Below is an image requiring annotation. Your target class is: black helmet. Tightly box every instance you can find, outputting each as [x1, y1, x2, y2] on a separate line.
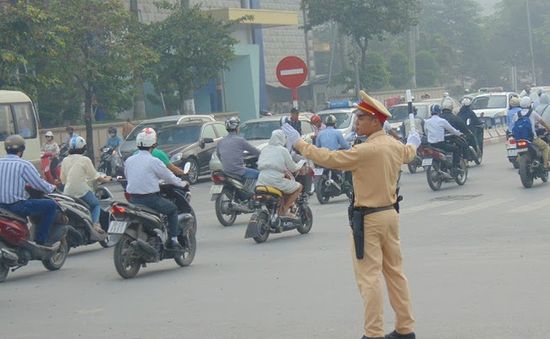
[4, 134, 26, 152]
[108, 127, 117, 134]
[325, 114, 337, 126]
[431, 104, 442, 115]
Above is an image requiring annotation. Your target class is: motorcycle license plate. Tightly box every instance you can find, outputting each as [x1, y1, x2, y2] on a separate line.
[108, 221, 128, 234]
[313, 168, 324, 176]
[210, 185, 223, 195]
[507, 149, 518, 157]
[422, 158, 433, 166]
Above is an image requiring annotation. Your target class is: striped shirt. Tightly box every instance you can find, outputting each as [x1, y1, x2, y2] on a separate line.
[0, 155, 55, 204]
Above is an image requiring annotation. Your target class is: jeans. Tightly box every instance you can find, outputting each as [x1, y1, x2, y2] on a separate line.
[130, 194, 179, 238]
[1, 199, 57, 244]
[80, 191, 100, 224]
[242, 168, 259, 179]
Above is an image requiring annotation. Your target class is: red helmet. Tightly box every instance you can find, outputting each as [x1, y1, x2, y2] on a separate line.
[310, 114, 321, 124]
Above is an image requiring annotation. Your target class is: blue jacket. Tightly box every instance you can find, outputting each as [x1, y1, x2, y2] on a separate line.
[507, 107, 521, 131]
[315, 126, 350, 150]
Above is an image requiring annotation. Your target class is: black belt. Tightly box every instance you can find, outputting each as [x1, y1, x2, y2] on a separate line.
[129, 192, 159, 198]
[354, 205, 395, 216]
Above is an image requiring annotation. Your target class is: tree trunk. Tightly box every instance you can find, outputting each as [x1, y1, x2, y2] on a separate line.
[180, 88, 195, 115]
[84, 90, 95, 165]
[133, 77, 146, 120]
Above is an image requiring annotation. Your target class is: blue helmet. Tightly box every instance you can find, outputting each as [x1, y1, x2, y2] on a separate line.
[431, 104, 442, 115]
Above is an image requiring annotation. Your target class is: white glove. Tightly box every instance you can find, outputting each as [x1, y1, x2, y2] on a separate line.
[406, 131, 421, 148]
[282, 123, 301, 146]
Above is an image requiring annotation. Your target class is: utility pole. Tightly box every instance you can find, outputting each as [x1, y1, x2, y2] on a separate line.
[130, 0, 146, 119]
[526, 0, 536, 86]
[408, 27, 417, 89]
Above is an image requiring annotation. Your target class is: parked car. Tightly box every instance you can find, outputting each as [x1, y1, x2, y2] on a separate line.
[388, 101, 435, 138]
[118, 114, 215, 160]
[155, 120, 227, 184]
[239, 114, 315, 147]
[470, 92, 518, 128]
[316, 108, 356, 141]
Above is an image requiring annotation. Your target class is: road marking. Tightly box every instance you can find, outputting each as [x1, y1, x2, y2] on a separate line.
[401, 200, 456, 215]
[508, 198, 550, 213]
[441, 198, 511, 216]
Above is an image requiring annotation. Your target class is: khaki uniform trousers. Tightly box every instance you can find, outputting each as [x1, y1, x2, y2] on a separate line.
[351, 209, 415, 337]
[532, 137, 550, 164]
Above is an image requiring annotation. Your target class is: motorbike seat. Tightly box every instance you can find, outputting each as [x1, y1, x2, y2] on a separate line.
[255, 185, 283, 198]
[115, 201, 163, 217]
[0, 208, 28, 223]
[226, 172, 245, 182]
[71, 196, 91, 210]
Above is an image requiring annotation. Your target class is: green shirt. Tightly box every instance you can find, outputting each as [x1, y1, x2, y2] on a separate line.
[133, 148, 171, 166]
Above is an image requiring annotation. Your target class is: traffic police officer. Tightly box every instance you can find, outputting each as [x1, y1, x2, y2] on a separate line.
[282, 90, 420, 339]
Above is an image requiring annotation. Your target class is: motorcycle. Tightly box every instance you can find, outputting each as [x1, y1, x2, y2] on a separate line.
[108, 164, 197, 279]
[41, 143, 69, 186]
[421, 136, 468, 191]
[0, 193, 70, 283]
[98, 146, 124, 177]
[314, 167, 353, 204]
[407, 139, 428, 174]
[466, 120, 484, 165]
[506, 131, 520, 169]
[515, 130, 550, 188]
[245, 181, 313, 244]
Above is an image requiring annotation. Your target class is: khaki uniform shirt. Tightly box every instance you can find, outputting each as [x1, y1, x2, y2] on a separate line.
[295, 130, 416, 208]
[60, 154, 100, 198]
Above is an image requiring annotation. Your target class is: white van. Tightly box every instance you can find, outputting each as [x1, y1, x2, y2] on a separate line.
[0, 91, 41, 166]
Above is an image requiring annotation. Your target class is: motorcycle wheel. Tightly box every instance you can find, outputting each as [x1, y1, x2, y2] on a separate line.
[215, 189, 237, 226]
[42, 238, 68, 271]
[474, 148, 483, 165]
[296, 205, 313, 235]
[426, 164, 442, 191]
[315, 179, 329, 204]
[186, 158, 199, 184]
[0, 263, 8, 283]
[512, 159, 520, 169]
[175, 227, 196, 267]
[455, 159, 468, 185]
[407, 161, 418, 174]
[518, 156, 534, 188]
[114, 234, 141, 279]
[252, 211, 270, 244]
[542, 170, 549, 183]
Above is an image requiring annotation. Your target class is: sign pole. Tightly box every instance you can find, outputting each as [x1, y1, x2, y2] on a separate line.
[406, 89, 416, 134]
[291, 88, 299, 109]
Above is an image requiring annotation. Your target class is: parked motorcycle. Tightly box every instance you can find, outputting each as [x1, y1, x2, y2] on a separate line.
[516, 130, 550, 188]
[421, 136, 468, 191]
[314, 167, 353, 203]
[0, 195, 69, 283]
[98, 146, 123, 177]
[506, 131, 520, 169]
[245, 184, 313, 244]
[109, 164, 196, 279]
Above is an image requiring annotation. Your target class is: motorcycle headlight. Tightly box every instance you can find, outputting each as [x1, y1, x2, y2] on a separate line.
[171, 153, 183, 163]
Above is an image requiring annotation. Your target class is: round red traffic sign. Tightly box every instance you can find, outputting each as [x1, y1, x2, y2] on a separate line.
[276, 56, 308, 89]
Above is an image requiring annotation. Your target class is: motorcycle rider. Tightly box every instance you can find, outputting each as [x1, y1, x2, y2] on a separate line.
[458, 97, 482, 127]
[425, 104, 463, 169]
[105, 127, 123, 149]
[310, 114, 325, 144]
[125, 128, 188, 250]
[440, 100, 475, 160]
[507, 96, 522, 133]
[535, 93, 550, 114]
[42, 131, 61, 179]
[256, 130, 305, 219]
[0, 135, 58, 249]
[216, 116, 260, 184]
[65, 126, 78, 144]
[288, 108, 302, 135]
[60, 136, 111, 241]
[315, 115, 350, 150]
[512, 97, 550, 169]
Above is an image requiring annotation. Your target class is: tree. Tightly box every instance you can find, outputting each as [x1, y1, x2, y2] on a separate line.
[147, 3, 240, 114]
[365, 52, 390, 90]
[303, 0, 419, 89]
[389, 52, 412, 89]
[416, 51, 439, 87]
[47, 0, 155, 162]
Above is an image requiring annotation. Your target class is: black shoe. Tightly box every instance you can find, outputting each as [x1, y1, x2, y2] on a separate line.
[385, 330, 416, 339]
[165, 239, 184, 252]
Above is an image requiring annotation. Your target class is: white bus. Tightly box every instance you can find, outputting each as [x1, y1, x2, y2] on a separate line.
[0, 90, 41, 166]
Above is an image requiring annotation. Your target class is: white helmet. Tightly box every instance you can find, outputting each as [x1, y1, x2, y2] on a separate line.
[461, 97, 472, 106]
[225, 116, 240, 131]
[509, 96, 520, 107]
[45, 131, 54, 137]
[441, 98, 454, 111]
[136, 127, 157, 147]
[520, 96, 532, 109]
[69, 136, 86, 150]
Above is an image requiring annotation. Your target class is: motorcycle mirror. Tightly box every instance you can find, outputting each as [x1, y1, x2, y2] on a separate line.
[183, 162, 191, 175]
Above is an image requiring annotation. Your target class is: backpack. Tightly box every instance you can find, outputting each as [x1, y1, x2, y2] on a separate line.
[512, 108, 534, 141]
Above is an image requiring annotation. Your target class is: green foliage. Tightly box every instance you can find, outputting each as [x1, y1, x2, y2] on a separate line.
[364, 53, 390, 90]
[416, 50, 439, 87]
[146, 3, 239, 113]
[388, 52, 412, 89]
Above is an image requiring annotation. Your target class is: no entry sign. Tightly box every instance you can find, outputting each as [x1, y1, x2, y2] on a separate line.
[276, 56, 308, 89]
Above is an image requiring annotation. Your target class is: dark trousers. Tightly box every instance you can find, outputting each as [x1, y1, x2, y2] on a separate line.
[430, 142, 460, 167]
[130, 194, 179, 238]
[1, 199, 57, 244]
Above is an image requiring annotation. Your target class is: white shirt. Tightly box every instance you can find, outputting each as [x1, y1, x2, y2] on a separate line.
[424, 115, 461, 143]
[512, 108, 543, 136]
[61, 154, 100, 198]
[125, 150, 183, 194]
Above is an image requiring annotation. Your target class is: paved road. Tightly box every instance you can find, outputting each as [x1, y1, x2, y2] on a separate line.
[2, 142, 550, 339]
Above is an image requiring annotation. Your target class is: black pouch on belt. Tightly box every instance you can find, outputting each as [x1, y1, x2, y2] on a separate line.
[352, 209, 365, 259]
